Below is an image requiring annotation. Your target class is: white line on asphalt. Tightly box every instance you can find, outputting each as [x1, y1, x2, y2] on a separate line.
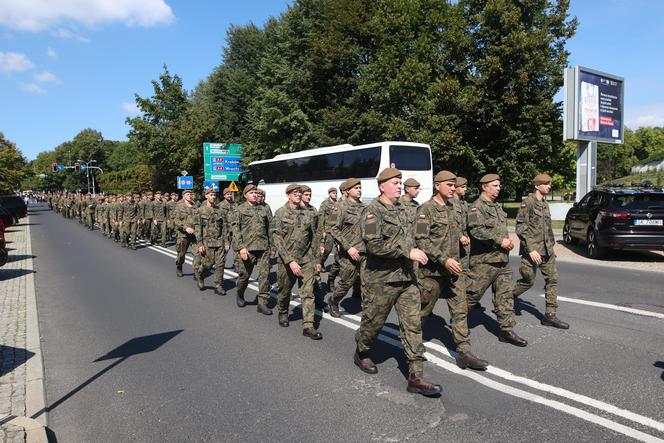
[142, 242, 664, 441]
[538, 294, 664, 320]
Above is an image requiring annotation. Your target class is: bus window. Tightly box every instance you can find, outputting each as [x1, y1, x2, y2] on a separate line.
[389, 145, 431, 171]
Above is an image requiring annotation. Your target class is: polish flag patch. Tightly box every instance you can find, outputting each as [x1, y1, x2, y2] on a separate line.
[366, 214, 375, 220]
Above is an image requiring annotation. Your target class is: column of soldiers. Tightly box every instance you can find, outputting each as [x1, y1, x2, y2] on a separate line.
[46, 169, 568, 397]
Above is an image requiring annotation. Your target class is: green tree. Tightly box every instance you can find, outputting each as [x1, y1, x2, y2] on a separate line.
[0, 132, 28, 194]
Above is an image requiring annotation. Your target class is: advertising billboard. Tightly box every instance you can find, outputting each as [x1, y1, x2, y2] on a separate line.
[564, 66, 624, 144]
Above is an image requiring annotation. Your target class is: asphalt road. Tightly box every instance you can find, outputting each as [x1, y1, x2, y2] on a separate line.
[28, 204, 664, 442]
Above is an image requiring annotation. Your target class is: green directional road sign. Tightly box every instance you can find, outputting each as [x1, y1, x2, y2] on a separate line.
[203, 142, 244, 181]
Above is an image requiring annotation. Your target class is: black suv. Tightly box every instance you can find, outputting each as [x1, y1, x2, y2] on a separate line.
[563, 187, 664, 258]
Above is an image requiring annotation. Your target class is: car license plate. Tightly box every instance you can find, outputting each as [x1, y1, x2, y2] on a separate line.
[634, 219, 663, 226]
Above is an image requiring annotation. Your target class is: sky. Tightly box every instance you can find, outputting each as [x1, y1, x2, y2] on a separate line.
[1, 0, 663, 161]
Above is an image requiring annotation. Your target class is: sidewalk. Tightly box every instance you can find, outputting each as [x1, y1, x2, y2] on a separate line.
[0, 218, 48, 443]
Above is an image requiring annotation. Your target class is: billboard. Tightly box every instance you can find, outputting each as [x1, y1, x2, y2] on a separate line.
[203, 143, 244, 181]
[564, 66, 624, 144]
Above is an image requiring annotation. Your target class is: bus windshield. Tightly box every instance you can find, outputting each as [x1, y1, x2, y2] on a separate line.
[389, 145, 431, 171]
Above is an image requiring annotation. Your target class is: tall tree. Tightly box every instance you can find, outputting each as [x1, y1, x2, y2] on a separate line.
[0, 132, 28, 194]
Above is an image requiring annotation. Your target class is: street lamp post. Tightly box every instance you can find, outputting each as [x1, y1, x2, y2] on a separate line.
[77, 160, 104, 195]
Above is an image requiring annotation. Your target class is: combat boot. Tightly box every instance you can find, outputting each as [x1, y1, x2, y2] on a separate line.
[541, 313, 569, 329]
[455, 352, 489, 370]
[327, 277, 335, 294]
[499, 330, 528, 347]
[176, 266, 183, 278]
[236, 293, 246, 308]
[328, 298, 341, 318]
[278, 313, 289, 327]
[196, 274, 204, 291]
[302, 328, 322, 340]
[257, 303, 273, 316]
[406, 372, 442, 397]
[214, 286, 226, 296]
[353, 350, 377, 374]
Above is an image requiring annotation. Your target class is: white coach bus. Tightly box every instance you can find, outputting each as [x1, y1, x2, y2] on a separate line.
[244, 141, 433, 209]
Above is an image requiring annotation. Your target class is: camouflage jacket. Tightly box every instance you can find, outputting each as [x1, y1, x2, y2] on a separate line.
[166, 200, 177, 221]
[415, 197, 460, 277]
[137, 200, 147, 219]
[361, 198, 416, 284]
[120, 200, 139, 222]
[398, 196, 419, 228]
[152, 200, 167, 222]
[272, 202, 319, 265]
[451, 197, 470, 264]
[330, 198, 365, 254]
[232, 202, 271, 252]
[144, 199, 154, 219]
[515, 195, 556, 257]
[173, 200, 198, 239]
[467, 197, 509, 265]
[318, 198, 340, 236]
[195, 203, 226, 248]
[218, 199, 236, 243]
[86, 200, 96, 214]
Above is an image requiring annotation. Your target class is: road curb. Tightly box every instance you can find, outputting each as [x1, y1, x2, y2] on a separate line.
[24, 218, 49, 443]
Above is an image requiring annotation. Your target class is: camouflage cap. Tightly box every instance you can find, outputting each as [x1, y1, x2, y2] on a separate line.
[479, 173, 500, 184]
[155, 191, 162, 195]
[327, 187, 337, 193]
[285, 183, 302, 194]
[433, 170, 456, 183]
[301, 185, 312, 193]
[455, 176, 468, 187]
[376, 167, 401, 183]
[204, 187, 216, 196]
[533, 173, 552, 186]
[163, 192, 170, 197]
[243, 184, 256, 195]
[403, 178, 420, 187]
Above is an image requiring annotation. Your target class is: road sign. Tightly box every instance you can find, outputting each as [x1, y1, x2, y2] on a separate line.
[203, 142, 244, 181]
[177, 176, 194, 189]
[57, 164, 65, 171]
[228, 181, 239, 192]
[80, 164, 88, 170]
[203, 180, 219, 192]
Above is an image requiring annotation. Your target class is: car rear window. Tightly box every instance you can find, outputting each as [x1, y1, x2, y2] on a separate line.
[611, 194, 664, 209]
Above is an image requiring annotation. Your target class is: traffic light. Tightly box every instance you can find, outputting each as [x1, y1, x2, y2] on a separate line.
[74, 162, 80, 171]
[51, 162, 57, 172]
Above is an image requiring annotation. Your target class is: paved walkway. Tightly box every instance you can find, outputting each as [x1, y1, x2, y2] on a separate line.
[0, 218, 47, 443]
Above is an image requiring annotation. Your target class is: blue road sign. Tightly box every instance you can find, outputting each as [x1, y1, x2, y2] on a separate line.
[177, 176, 194, 189]
[203, 180, 219, 192]
[80, 164, 87, 170]
[57, 164, 65, 171]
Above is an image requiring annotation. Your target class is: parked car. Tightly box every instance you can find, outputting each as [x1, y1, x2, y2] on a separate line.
[563, 188, 664, 258]
[0, 216, 7, 267]
[0, 195, 27, 223]
[0, 204, 14, 228]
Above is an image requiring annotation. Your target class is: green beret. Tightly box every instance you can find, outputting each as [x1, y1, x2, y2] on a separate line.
[327, 187, 337, 193]
[433, 170, 456, 183]
[480, 173, 500, 184]
[376, 167, 402, 183]
[344, 178, 360, 191]
[301, 185, 312, 193]
[204, 187, 216, 196]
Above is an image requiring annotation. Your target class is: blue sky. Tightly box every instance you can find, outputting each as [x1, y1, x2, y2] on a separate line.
[1, 0, 663, 160]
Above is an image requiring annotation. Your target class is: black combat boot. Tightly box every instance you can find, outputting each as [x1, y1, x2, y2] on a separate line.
[214, 286, 226, 296]
[236, 293, 246, 308]
[541, 313, 569, 329]
[176, 267, 183, 277]
[257, 303, 272, 316]
[328, 299, 341, 318]
[353, 350, 377, 374]
[302, 328, 322, 340]
[407, 372, 442, 397]
[278, 313, 289, 327]
[455, 352, 489, 370]
[196, 274, 204, 291]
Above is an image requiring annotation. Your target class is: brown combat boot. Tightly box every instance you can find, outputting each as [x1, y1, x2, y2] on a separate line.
[407, 372, 442, 396]
[328, 299, 341, 318]
[176, 267, 183, 277]
[257, 303, 273, 316]
[499, 330, 528, 347]
[541, 313, 569, 329]
[278, 313, 289, 327]
[353, 350, 377, 374]
[455, 352, 489, 370]
[302, 327, 322, 340]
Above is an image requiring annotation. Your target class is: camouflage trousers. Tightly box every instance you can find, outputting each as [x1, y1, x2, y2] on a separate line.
[277, 260, 316, 328]
[355, 281, 426, 374]
[321, 236, 340, 283]
[150, 220, 168, 245]
[235, 250, 270, 304]
[121, 221, 138, 247]
[513, 253, 558, 315]
[141, 218, 152, 239]
[466, 262, 516, 331]
[198, 245, 226, 289]
[176, 235, 200, 271]
[86, 213, 95, 229]
[418, 274, 470, 353]
[112, 222, 121, 240]
[329, 254, 364, 305]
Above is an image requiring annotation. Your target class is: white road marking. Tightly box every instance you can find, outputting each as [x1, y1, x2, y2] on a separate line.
[538, 294, 664, 320]
[141, 241, 664, 441]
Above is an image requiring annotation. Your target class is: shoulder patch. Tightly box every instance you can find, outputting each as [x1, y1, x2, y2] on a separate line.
[418, 214, 426, 219]
[366, 213, 375, 220]
[470, 207, 477, 212]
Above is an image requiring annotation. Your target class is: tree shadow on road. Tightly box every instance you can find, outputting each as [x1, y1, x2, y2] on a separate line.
[0, 345, 35, 376]
[6, 254, 36, 264]
[0, 269, 35, 281]
[655, 361, 664, 382]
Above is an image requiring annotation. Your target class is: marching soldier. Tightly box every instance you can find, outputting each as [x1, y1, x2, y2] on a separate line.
[466, 174, 528, 347]
[327, 178, 365, 317]
[399, 177, 421, 225]
[513, 174, 569, 329]
[86, 195, 96, 230]
[415, 171, 488, 370]
[120, 193, 139, 249]
[354, 168, 442, 397]
[173, 189, 199, 278]
[143, 192, 154, 241]
[167, 193, 179, 243]
[272, 184, 322, 339]
[318, 187, 341, 293]
[300, 185, 325, 307]
[452, 177, 471, 269]
[232, 185, 272, 313]
[218, 188, 236, 264]
[151, 191, 168, 246]
[195, 188, 228, 295]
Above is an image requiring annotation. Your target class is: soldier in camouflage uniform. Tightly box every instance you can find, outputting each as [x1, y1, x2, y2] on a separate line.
[355, 167, 441, 397]
[399, 177, 420, 226]
[466, 174, 528, 347]
[143, 192, 154, 241]
[514, 174, 569, 329]
[137, 193, 147, 240]
[218, 188, 236, 268]
[272, 184, 322, 339]
[327, 178, 365, 317]
[415, 171, 488, 370]
[167, 193, 179, 243]
[110, 196, 121, 241]
[85, 195, 96, 230]
[173, 189, 199, 277]
[195, 188, 230, 296]
[120, 193, 139, 249]
[300, 185, 325, 307]
[151, 191, 168, 246]
[318, 187, 341, 293]
[232, 185, 272, 312]
[452, 177, 471, 269]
